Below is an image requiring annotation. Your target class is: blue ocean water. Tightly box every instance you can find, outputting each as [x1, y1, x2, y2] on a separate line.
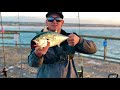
[0, 26, 120, 61]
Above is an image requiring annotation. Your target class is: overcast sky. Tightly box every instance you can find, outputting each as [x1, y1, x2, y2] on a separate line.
[1, 12, 120, 18]
[1, 12, 120, 25]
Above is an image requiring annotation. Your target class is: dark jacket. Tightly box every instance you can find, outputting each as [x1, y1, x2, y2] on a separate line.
[28, 29, 97, 78]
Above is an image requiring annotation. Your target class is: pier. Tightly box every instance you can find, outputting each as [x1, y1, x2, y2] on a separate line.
[0, 30, 120, 78]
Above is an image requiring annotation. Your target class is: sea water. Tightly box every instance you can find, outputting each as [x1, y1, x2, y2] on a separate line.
[0, 26, 120, 61]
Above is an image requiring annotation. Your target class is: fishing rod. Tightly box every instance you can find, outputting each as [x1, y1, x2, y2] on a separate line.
[78, 12, 81, 35]
[17, 12, 23, 78]
[77, 12, 83, 78]
[0, 12, 7, 78]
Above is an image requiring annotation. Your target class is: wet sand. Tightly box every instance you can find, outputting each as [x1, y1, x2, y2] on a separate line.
[0, 46, 120, 78]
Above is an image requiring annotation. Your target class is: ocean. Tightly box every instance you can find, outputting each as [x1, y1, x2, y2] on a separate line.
[0, 26, 120, 62]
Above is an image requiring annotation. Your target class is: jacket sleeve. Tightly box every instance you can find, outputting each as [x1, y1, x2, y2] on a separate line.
[28, 40, 44, 67]
[28, 49, 44, 67]
[75, 36, 97, 54]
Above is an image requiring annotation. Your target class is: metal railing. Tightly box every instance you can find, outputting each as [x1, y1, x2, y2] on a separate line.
[0, 30, 120, 63]
[80, 34, 120, 63]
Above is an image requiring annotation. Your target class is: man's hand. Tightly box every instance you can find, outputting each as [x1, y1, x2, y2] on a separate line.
[67, 33, 80, 46]
[34, 41, 50, 57]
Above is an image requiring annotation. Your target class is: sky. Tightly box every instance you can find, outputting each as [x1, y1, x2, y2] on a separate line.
[1, 12, 78, 18]
[1, 12, 120, 25]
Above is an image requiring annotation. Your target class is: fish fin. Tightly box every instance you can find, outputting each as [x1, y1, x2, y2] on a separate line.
[32, 40, 37, 43]
[32, 40, 39, 46]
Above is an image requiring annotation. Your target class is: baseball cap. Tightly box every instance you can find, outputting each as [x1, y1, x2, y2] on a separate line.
[46, 12, 64, 19]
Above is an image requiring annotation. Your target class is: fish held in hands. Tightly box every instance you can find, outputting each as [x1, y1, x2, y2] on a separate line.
[32, 31, 69, 49]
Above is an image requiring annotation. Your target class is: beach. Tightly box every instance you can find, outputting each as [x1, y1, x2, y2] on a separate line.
[0, 46, 120, 78]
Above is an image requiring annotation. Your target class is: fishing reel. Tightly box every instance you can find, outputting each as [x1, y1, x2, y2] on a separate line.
[0, 67, 7, 78]
[77, 66, 83, 78]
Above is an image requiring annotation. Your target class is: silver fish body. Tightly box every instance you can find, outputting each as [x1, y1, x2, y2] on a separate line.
[32, 31, 69, 49]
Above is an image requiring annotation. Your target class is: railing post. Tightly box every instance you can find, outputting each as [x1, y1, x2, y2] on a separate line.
[16, 32, 18, 47]
[103, 39, 107, 60]
[14, 32, 19, 47]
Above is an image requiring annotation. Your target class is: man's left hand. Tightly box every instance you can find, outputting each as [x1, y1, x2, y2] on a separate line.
[67, 34, 80, 46]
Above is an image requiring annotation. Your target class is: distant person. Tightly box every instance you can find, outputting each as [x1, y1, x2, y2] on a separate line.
[28, 12, 97, 78]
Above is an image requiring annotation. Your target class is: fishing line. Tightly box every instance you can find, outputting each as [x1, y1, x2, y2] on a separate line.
[77, 12, 83, 78]
[0, 12, 7, 78]
[78, 12, 81, 35]
[17, 12, 23, 78]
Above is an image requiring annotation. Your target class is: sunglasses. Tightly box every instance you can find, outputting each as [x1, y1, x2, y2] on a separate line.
[47, 17, 63, 22]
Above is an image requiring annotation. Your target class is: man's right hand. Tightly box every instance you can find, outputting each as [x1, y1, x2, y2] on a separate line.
[34, 41, 50, 57]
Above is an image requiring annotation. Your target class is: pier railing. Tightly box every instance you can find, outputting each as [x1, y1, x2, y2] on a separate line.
[0, 30, 120, 63]
[80, 35, 120, 62]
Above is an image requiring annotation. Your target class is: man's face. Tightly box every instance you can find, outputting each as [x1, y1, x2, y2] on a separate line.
[46, 14, 64, 32]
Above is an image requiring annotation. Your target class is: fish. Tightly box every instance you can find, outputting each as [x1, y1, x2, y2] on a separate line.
[32, 31, 69, 49]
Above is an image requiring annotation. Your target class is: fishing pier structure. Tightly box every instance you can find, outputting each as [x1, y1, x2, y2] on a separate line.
[1, 30, 120, 62]
[0, 30, 120, 78]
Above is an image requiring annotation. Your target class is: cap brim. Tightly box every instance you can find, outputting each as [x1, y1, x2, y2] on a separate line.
[46, 12, 63, 19]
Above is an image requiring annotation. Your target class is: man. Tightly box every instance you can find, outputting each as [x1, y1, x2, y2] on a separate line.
[28, 12, 97, 78]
